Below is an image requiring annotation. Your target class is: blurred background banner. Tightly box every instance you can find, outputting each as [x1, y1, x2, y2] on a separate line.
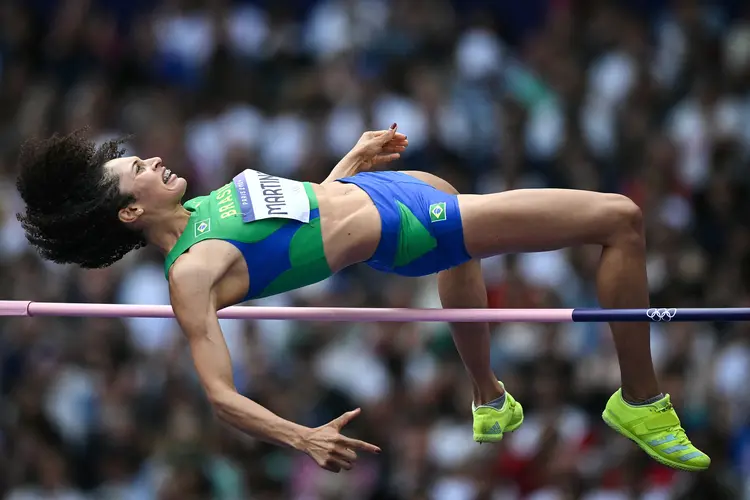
[1, 0, 750, 498]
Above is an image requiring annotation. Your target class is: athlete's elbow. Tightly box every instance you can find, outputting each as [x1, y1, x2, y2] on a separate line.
[207, 387, 238, 419]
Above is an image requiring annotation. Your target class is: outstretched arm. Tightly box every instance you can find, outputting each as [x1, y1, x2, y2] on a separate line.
[322, 124, 409, 183]
[169, 264, 380, 471]
[170, 266, 309, 448]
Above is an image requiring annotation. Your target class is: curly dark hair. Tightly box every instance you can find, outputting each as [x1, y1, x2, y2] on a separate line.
[16, 130, 147, 268]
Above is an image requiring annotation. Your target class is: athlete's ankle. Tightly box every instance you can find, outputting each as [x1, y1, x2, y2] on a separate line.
[474, 381, 505, 406]
[621, 390, 665, 406]
[620, 384, 663, 405]
[621, 381, 661, 402]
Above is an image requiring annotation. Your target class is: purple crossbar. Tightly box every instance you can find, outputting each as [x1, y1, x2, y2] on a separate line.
[0, 300, 571, 322]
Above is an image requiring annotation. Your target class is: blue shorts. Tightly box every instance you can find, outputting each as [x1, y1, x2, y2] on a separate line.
[337, 171, 471, 277]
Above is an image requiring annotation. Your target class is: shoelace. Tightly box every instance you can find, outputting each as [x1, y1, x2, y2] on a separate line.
[652, 402, 692, 447]
[656, 402, 673, 412]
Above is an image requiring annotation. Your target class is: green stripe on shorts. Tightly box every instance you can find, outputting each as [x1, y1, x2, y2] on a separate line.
[394, 201, 437, 267]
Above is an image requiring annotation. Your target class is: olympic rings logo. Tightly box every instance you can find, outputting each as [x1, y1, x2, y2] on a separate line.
[646, 308, 677, 322]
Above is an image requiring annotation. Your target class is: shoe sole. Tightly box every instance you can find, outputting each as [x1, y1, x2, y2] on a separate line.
[602, 409, 708, 472]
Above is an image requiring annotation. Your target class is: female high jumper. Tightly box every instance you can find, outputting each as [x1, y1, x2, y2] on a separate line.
[15, 125, 708, 473]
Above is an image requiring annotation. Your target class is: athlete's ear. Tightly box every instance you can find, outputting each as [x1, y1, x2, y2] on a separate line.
[118, 204, 144, 224]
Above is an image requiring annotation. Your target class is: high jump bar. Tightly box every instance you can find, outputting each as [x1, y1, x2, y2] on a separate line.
[0, 301, 747, 322]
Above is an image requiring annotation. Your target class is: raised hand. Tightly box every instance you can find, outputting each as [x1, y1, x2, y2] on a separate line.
[302, 408, 381, 472]
[352, 123, 409, 170]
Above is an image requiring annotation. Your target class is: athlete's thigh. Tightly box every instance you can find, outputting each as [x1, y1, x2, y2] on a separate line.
[400, 171, 486, 294]
[458, 188, 634, 259]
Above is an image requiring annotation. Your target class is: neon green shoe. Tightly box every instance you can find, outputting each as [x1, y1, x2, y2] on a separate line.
[472, 382, 524, 443]
[602, 389, 710, 471]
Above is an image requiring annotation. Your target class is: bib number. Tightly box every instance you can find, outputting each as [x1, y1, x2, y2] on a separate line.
[232, 169, 310, 223]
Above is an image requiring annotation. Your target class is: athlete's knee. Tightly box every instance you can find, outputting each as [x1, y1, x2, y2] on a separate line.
[600, 194, 644, 247]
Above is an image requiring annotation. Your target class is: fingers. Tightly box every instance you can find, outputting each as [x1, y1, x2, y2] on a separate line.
[379, 124, 397, 144]
[333, 446, 357, 461]
[321, 460, 344, 473]
[330, 408, 361, 430]
[375, 141, 408, 164]
[372, 153, 400, 165]
[335, 458, 353, 471]
[383, 135, 408, 150]
[320, 451, 355, 473]
[363, 130, 405, 140]
[366, 130, 407, 143]
[339, 435, 382, 454]
[321, 447, 364, 473]
[366, 123, 400, 144]
[313, 424, 381, 474]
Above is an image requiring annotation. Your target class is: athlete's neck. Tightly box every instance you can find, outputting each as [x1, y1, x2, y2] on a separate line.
[144, 204, 192, 255]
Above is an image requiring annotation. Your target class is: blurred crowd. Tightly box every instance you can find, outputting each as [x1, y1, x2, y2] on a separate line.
[2, 0, 750, 498]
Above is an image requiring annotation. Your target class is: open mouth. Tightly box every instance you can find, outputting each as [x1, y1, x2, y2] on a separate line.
[162, 168, 175, 184]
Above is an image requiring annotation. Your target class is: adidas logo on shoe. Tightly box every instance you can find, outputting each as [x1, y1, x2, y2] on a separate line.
[486, 421, 503, 435]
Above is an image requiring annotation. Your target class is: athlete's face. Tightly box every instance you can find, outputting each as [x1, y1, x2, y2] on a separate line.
[105, 156, 188, 226]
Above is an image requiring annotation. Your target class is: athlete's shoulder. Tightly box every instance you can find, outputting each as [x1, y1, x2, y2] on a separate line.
[168, 239, 238, 286]
[168, 253, 211, 289]
[166, 256, 215, 318]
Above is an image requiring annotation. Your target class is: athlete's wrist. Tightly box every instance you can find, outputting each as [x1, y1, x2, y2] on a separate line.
[348, 145, 367, 159]
[287, 425, 314, 452]
[324, 150, 369, 183]
[342, 148, 371, 173]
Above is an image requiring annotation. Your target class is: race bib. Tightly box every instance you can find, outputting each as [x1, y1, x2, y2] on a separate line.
[232, 169, 310, 223]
